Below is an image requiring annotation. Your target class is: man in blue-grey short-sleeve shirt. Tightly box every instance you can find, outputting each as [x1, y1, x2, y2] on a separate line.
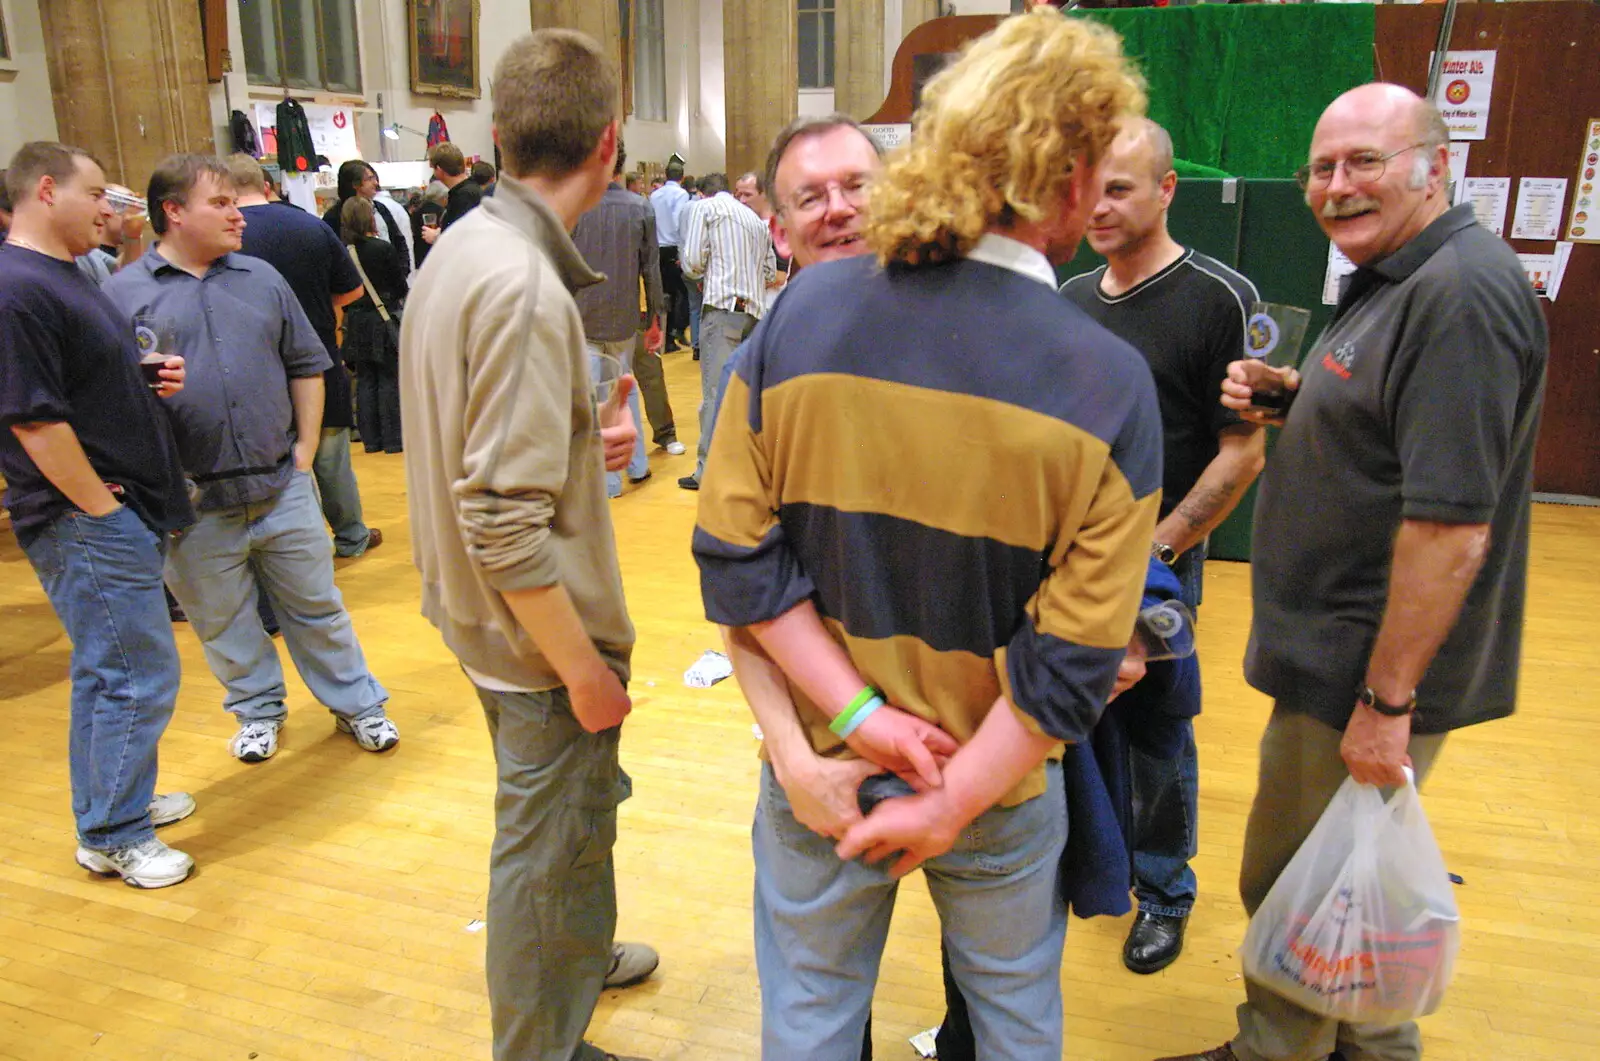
[104, 154, 400, 768]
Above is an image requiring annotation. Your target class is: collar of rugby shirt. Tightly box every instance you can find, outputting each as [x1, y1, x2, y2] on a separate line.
[966, 231, 1057, 288]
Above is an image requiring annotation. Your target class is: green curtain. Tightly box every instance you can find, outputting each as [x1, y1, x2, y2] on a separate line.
[1075, 5, 1375, 179]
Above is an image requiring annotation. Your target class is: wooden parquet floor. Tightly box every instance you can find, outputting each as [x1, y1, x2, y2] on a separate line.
[1, 348, 1597, 1060]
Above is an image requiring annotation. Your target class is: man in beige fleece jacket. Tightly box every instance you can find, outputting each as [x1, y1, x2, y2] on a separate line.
[399, 29, 655, 1061]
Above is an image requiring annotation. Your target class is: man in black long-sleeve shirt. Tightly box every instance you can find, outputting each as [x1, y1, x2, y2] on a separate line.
[419, 142, 483, 250]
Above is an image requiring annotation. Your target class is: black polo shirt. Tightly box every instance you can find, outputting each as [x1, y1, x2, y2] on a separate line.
[441, 179, 484, 230]
[0, 244, 193, 545]
[1061, 249, 1257, 516]
[1246, 204, 1548, 733]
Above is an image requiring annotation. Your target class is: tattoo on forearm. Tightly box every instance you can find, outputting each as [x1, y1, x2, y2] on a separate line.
[1175, 481, 1238, 532]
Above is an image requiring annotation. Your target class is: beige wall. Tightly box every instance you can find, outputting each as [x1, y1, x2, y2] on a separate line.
[0, 0, 61, 163]
[205, 0, 730, 178]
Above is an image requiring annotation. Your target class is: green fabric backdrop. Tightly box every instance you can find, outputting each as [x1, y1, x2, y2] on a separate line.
[1076, 5, 1376, 179]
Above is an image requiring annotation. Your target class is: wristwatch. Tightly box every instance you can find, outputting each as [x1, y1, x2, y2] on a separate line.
[1357, 685, 1416, 717]
[1151, 541, 1178, 566]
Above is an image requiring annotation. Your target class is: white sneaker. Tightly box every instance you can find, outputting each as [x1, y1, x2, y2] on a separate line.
[76, 837, 194, 889]
[230, 720, 282, 763]
[337, 714, 400, 752]
[149, 792, 196, 827]
[665, 441, 686, 456]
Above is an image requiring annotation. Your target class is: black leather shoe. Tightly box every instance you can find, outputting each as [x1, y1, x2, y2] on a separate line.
[677, 475, 700, 491]
[1124, 910, 1187, 974]
[1152, 1045, 1238, 1061]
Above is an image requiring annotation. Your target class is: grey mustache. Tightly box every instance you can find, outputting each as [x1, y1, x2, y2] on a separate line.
[1322, 196, 1381, 219]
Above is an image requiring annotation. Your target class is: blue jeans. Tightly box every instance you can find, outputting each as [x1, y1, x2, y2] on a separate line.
[686, 277, 704, 350]
[474, 683, 631, 1061]
[753, 761, 1068, 1061]
[164, 470, 387, 724]
[311, 427, 373, 557]
[1131, 543, 1206, 918]
[588, 339, 649, 496]
[22, 506, 179, 850]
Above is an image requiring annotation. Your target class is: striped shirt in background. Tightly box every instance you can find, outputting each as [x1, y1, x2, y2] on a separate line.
[679, 192, 776, 319]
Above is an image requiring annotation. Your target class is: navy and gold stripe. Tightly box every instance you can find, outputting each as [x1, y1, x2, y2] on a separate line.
[694, 253, 1163, 805]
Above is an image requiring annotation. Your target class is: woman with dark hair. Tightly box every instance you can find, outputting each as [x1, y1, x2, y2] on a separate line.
[323, 159, 415, 270]
[339, 196, 408, 454]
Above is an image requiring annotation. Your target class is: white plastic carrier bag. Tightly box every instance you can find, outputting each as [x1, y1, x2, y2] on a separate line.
[1241, 769, 1460, 1025]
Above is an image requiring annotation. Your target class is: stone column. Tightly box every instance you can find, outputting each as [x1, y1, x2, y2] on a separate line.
[724, 0, 796, 179]
[834, 0, 885, 120]
[529, 0, 625, 118]
[902, 0, 941, 38]
[39, 0, 213, 189]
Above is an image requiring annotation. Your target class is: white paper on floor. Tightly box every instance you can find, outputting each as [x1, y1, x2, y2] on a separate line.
[909, 1027, 939, 1058]
[683, 650, 734, 688]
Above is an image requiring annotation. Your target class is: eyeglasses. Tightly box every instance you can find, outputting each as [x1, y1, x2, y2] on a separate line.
[784, 176, 871, 217]
[1293, 144, 1427, 191]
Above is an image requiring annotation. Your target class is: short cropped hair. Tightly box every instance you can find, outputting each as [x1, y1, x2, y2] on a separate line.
[5, 142, 99, 209]
[1122, 117, 1175, 182]
[492, 30, 617, 179]
[147, 154, 234, 235]
[763, 114, 882, 210]
[699, 172, 728, 196]
[227, 152, 267, 193]
[665, 162, 684, 181]
[428, 142, 466, 177]
[470, 160, 497, 185]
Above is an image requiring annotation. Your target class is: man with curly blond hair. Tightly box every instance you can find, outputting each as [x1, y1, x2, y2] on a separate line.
[692, 10, 1162, 1058]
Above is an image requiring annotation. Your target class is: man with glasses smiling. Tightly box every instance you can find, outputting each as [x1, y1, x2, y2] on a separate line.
[1160, 83, 1547, 1061]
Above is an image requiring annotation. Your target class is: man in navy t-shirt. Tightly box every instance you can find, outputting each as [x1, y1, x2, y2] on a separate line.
[227, 154, 379, 558]
[0, 142, 197, 890]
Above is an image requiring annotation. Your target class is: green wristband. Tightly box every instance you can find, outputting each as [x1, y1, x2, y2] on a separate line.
[829, 686, 881, 737]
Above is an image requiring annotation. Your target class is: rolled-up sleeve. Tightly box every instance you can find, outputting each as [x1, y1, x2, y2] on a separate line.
[452, 273, 571, 592]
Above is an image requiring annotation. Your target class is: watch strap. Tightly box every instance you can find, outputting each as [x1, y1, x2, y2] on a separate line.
[1359, 685, 1416, 717]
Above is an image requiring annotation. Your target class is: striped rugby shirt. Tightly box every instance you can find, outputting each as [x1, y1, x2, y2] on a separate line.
[692, 239, 1163, 805]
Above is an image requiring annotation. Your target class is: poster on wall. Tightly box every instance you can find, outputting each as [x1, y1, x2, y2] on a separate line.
[1463, 176, 1510, 236]
[862, 125, 911, 153]
[1322, 242, 1357, 306]
[1448, 143, 1469, 205]
[1566, 118, 1600, 243]
[252, 103, 362, 170]
[1429, 50, 1496, 141]
[1509, 178, 1568, 241]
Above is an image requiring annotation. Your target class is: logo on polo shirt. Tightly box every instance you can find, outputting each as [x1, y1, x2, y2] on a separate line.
[1320, 340, 1357, 380]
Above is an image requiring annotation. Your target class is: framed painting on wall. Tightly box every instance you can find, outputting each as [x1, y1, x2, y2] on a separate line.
[409, 0, 480, 99]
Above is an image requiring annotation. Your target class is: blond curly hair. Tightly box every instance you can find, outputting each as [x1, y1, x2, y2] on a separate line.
[864, 8, 1147, 267]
